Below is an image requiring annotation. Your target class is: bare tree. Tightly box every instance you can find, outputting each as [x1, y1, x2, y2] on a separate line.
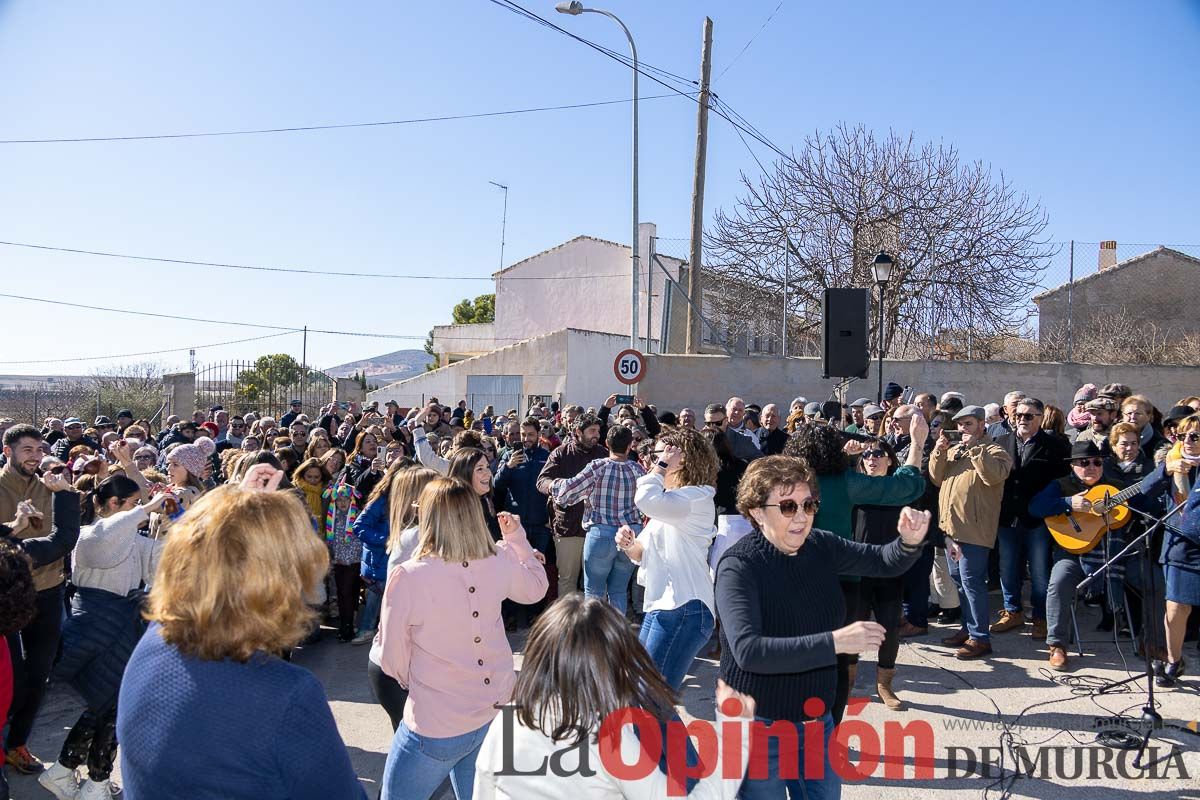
[1040, 315, 1200, 366]
[91, 362, 167, 420]
[705, 124, 1056, 358]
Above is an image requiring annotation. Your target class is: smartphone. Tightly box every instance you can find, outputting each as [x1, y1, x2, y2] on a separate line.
[616, 394, 635, 405]
[942, 431, 963, 442]
[337, 401, 349, 410]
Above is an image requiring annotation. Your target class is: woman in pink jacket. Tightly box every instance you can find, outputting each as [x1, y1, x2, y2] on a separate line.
[378, 476, 548, 800]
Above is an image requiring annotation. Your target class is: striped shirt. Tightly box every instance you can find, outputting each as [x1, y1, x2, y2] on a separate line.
[552, 457, 646, 528]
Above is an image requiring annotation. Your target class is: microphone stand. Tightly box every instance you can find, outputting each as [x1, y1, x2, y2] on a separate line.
[1075, 494, 1194, 768]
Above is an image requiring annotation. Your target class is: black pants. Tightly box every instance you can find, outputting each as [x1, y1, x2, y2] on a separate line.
[332, 564, 361, 634]
[58, 707, 118, 782]
[857, 576, 904, 669]
[367, 660, 409, 732]
[5, 584, 64, 748]
[833, 580, 861, 724]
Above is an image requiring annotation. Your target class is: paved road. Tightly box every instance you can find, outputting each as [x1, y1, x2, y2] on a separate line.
[12, 599, 1200, 799]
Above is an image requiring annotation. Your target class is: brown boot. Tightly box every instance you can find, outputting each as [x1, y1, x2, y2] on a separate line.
[876, 667, 903, 710]
[898, 621, 928, 638]
[955, 638, 993, 659]
[1031, 619, 1047, 640]
[847, 662, 858, 689]
[941, 629, 969, 647]
[990, 610, 1024, 633]
[1048, 645, 1068, 671]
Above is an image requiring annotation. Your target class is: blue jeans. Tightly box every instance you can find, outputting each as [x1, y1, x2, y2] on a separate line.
[998, 524, 1051, 620]
[358, 581, 383, 635]
[947, 541, 991, 641]
[638, 599, 714, 690]
[381, 719, 491, 800]
[738, 713, 840, 800]
[584, 524, 639, 614]
[901, 546, 935, 628]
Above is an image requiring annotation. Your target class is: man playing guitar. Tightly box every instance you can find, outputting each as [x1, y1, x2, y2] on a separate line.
[1029, 440, 1130, 671]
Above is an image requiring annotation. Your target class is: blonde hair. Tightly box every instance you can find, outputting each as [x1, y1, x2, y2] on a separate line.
[414, 477, 496, 563]
[386, 467, 440, 553]
[145, 485, 328, 661]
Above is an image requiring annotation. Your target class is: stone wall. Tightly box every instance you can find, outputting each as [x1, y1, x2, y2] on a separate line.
[637, 355, 1200, 413]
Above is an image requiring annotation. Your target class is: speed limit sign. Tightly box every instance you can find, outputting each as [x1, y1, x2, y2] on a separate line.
[613, 349, 646, 385]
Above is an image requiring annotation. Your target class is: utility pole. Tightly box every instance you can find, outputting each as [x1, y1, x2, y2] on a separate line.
[302, 326, 308, 372]
[781, 227, 789, 358]
[685, 16, 714, 354]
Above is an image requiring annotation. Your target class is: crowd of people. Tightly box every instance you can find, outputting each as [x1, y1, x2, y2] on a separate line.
[0, 378, 1198, 799]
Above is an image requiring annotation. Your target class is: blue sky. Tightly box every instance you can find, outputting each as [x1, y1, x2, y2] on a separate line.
[2, 0, 1197, 374]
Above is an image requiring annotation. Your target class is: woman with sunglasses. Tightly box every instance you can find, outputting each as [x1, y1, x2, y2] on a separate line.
[850, 438, 912, 710]
[1134, 414, 1200, 687]
[716, 456, 929, 799]
[782, 418, 927, 723]
[615, 427, 719, 690]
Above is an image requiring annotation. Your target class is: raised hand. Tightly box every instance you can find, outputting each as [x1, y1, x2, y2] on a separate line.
[909, 412, 929, 445]
[897, 507, 931, 545]
[240, 464, 284, 492]
[497, 511, 526, 542]
[832, 620, 887, 654]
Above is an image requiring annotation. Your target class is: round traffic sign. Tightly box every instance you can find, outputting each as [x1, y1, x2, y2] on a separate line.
[613, 349, 646, 385]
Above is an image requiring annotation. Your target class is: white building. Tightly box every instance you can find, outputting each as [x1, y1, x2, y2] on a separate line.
[368, 223, 687, 412]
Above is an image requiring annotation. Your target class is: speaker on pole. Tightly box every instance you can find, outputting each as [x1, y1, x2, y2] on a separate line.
[822, 288, 870, 379]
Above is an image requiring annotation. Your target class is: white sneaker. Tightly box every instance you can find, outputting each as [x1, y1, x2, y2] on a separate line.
[38, 762, 80, 800]
[351, 629, 375, 646]
[79, 778, 112, 800]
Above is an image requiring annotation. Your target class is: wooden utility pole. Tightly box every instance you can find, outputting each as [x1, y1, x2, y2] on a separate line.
[685, 17, 713, 354]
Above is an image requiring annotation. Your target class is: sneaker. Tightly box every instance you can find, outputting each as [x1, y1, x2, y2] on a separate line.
[1048, 645, 1068, 671]
[898, 622, 928, 638]
[940, 629, 970, 647]
[5, 745, 46, 775]
[1155, 658, 1186, 688]
[350, 629, 375, 646]
[989, 610, 1024, 634]
[79, 778, 111, 800]
[38, 762, 80, 800]
[955, 638, 993, 660]
[1031, 619, 1047, 640]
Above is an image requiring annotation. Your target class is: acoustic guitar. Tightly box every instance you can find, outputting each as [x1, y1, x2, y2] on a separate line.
[1046, 483, 1141, 555]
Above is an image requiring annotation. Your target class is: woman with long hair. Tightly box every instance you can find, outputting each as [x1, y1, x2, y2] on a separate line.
[321, 447, 348, 485]
[851, 437, 911, 710]
[40, 477, 173, 800]
[447, 448, 501, 541]
[365, 467, 440, 730]
[473, 594, 755, 798]
[377, 477, 548, 799]
[615, 427, 719, 690]
[351, 458, 417, 645]
[305, 434, 332, 462]
[291, 457, 330, 522]
[116, 466, 364, 799]
[150, 437, 214, 538]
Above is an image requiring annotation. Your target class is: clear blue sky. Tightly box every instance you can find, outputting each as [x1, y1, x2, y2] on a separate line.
[2, 0, 1197, 374]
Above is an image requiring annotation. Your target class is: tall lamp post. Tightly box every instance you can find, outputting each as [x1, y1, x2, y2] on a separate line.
[872, 252, 895, 404]
[556, 0, 639, 348]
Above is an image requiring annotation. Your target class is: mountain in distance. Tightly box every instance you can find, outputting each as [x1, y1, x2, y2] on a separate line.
[325, 349, 433, 386]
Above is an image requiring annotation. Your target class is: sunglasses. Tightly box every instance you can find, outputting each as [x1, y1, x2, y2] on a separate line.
[764, 498, 821, 517]
[1013, 412, 1042, 422]
[862, 449, 888, 459]
[46, 465, 69, 475]
[1178, 432, 1200, 444]
[1072, 458, 1104, 468]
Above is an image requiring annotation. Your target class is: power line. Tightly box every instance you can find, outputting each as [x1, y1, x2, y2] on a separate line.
[714, 1, 785, 82]
[0, 240, 625, 281]
[0, 331, 296, 365]
[0, 94, 685, 144]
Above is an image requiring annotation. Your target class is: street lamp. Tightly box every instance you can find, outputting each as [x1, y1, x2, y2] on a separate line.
[872, 252, 895, 404]
[555, 0, 640, 349]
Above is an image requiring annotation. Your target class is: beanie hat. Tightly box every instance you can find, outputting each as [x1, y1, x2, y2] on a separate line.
[884, 382, 904, 401]
[167, 437, 215, 478]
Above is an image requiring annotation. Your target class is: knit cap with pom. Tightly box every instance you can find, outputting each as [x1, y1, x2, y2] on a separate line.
[167, 436, 216, 478]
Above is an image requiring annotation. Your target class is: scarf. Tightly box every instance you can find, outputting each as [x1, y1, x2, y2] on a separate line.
[296, 479, 326, 520]
[323, 483, 360, 542]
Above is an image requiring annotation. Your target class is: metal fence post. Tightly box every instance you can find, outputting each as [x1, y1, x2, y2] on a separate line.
[1066, 240, 1074, 362]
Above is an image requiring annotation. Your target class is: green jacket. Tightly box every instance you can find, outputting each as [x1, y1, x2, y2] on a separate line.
[814, 465, 926, 580]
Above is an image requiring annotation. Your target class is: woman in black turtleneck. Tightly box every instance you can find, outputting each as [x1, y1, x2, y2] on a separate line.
[714, 456, 929, 800]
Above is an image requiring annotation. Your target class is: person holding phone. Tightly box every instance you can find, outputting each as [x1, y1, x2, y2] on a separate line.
[929, 405, 1013, 660]
[492, 418, 552, 617]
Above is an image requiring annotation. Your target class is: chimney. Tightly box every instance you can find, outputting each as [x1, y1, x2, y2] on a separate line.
[1098, 240, 1118, 271]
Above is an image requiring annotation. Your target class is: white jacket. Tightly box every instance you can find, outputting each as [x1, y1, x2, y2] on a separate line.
[632, 473, 717, 615]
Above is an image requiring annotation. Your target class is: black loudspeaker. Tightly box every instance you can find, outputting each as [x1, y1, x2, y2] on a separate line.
[822, 288, 870, 379]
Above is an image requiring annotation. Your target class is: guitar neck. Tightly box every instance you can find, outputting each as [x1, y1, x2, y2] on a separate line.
[1095, 483, 1142, 513]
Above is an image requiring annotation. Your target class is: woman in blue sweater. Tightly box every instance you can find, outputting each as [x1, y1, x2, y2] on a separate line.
[116, 465, 364, 800]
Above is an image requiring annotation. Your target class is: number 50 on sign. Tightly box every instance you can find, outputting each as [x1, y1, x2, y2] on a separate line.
[613, 349, 646, 386]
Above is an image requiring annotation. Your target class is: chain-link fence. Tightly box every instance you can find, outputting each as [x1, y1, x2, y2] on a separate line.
[653, 236, 1200, 365]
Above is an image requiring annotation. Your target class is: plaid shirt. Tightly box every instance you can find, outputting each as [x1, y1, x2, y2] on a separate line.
[552, 456, 646, 528]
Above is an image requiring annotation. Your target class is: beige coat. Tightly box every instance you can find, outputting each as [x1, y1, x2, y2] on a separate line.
[0, 464, 58, 591]
[929, 440, 1013, 549]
